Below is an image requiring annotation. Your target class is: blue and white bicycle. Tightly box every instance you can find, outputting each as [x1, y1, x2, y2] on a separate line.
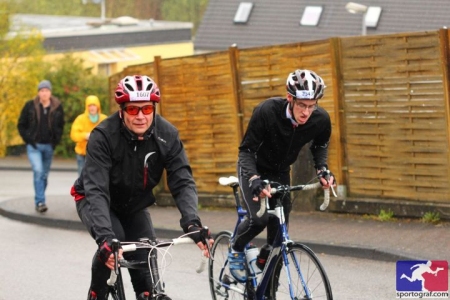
[208, 176, 333, 300]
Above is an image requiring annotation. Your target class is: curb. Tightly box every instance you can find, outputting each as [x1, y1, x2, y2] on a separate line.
[0, 203, 418, 263]
[0, 166, 76, 172]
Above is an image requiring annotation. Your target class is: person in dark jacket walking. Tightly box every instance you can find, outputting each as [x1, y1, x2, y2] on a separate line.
[17, 80, 65, 213]
[70, 75, 213, 300]
[227, 69, 336, 280]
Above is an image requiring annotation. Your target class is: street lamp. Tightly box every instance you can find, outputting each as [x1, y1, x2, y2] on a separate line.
[345, 2, 368, 36]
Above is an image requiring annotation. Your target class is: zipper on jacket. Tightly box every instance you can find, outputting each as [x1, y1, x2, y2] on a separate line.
[278, 126, 296, 172]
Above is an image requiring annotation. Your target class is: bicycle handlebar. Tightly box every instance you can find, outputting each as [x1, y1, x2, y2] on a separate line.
[107, 236, 208, 286]
[256, 182, 330, 217]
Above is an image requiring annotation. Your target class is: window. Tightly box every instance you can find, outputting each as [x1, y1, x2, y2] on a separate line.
[97, 63, 113, 76]
[88, 48, 139, 64]
[365, 6, 382, 28]
[234, 2, 254, 24]
[300, 6, 323, 26]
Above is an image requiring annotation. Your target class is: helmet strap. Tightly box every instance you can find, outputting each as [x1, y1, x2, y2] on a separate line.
[288, 102, 298, 126]
[286, 94, 298, 124]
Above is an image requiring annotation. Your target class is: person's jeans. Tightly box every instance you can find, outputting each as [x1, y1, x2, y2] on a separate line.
[76, 154, 85, 176]
[27, 143, 54, 206]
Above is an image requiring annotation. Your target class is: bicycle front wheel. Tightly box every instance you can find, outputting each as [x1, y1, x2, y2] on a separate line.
[269, 243, 332, 300]
[209, 230, 247, 300]
[106, 269, 126, 300]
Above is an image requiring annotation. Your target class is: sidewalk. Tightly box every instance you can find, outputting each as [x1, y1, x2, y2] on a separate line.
[0, 156, 449, 263]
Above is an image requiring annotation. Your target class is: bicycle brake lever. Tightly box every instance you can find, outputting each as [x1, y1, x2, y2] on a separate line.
[111, 239, 120, 275]
[330, 185, 338, 197]
[200, 226, 214, 261]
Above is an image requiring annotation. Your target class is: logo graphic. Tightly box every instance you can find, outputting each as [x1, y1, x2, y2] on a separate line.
[396, 260, 448, 295]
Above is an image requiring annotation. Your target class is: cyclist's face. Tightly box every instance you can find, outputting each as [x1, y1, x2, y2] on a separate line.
[287, 94, 317, 125]
[121, 102, 154, 136]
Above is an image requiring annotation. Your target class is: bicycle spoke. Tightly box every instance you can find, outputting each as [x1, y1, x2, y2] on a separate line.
[270, 243, 332, 300]
[208, 231, 247, 300]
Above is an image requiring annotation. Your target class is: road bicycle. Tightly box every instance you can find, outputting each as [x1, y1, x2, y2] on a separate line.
[208, 176, 334, 300]
[105, 228, 210, 300]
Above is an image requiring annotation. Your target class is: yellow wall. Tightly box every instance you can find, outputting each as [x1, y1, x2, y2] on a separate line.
[44, 41, 194, 75]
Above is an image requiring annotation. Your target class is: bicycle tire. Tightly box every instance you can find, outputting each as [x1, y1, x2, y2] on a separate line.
[269, 243, 332, 300]
[209, 230, 247, 300]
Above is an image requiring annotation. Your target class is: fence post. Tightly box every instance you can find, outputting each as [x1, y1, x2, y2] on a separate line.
[329, 37, 348, 196]
[153, 56, 163, 115]
[438, 29, 450, 184]
[228, 45, 244, 140]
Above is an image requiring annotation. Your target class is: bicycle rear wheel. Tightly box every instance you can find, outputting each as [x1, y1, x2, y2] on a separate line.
[208, 230, 247, 300]
[269, 243, 332, 300]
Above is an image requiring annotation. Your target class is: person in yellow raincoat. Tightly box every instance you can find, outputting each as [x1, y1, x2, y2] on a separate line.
[70, 95, 108, 175]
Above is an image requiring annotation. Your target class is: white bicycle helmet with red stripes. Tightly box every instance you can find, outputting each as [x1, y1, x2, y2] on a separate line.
[114, 75, 161, 104]
[286, 69, 325, 100]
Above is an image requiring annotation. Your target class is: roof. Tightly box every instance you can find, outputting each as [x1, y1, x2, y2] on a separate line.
[194, 0, 450, 51]
[10, 14, 193, 52]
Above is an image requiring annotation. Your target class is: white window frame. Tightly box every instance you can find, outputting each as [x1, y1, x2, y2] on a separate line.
[234, 2, 254, 24]
[365, 6, 382, 28]
[300, 6, 323, 26]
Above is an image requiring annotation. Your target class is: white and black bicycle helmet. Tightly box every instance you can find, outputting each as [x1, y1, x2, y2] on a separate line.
[286, 69, 325, 100]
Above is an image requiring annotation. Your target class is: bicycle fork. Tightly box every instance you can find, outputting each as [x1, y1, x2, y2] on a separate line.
[282, 245, 312, 299]
[149, 241, 165, 296]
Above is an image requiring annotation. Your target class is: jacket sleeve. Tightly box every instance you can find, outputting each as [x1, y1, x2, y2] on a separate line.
[17, 102, 32, 144]
[164, 133, 201, 232]
[52, 105, 65, 147]
[83, 129, 116, 244]
[238, 103, 267, 181]
[70, 115, 87, 142]
[310, 112, 332, 170]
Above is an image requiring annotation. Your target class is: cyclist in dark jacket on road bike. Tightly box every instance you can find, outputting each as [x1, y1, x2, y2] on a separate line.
[71, 75, 212, 300]
[228, 69, 336, 279]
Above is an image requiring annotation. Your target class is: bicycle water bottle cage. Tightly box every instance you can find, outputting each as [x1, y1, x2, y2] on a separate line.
[228, 251, 247, 283]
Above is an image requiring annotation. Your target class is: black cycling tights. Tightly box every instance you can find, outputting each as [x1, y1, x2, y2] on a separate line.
[232, 165, 292, 252]
[77, 200, 156, 299]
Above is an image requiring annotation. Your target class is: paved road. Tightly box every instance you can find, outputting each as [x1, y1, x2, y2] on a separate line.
[0, 214, 398, 300]
[0, 159, 448, 299]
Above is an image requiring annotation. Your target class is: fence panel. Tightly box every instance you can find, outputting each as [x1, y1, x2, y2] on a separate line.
[340, 31, 450, 202]
[236, 41, 341, 180]
[156, 52, 242, 193]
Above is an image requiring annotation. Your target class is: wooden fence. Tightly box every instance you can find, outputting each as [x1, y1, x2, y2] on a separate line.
[109, 29, 450, 206]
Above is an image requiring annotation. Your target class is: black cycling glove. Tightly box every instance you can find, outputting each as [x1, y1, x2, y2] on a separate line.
[317, 168, 336, 186]
[97, 238, 119, 263]
[249, 177, 267, 197]
[188, 225, 211, 245]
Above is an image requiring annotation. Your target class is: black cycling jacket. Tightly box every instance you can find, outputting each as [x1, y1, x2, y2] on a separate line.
[238, 97, 331, 180]
[72, 112, 201, 243]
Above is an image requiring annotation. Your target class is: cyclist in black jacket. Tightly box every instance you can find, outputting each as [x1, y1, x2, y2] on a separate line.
[71, 75, 212, 300]
[228, 69, 335, 279]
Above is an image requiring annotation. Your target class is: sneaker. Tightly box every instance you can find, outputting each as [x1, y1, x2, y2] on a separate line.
[35, 202, 48, 213]
[228, 244, 247, 282]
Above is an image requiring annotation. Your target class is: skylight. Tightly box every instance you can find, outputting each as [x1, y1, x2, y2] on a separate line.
[365, 6, 382, 28]
[234, 2, 254, 24]
[300, 6, 323, 26]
